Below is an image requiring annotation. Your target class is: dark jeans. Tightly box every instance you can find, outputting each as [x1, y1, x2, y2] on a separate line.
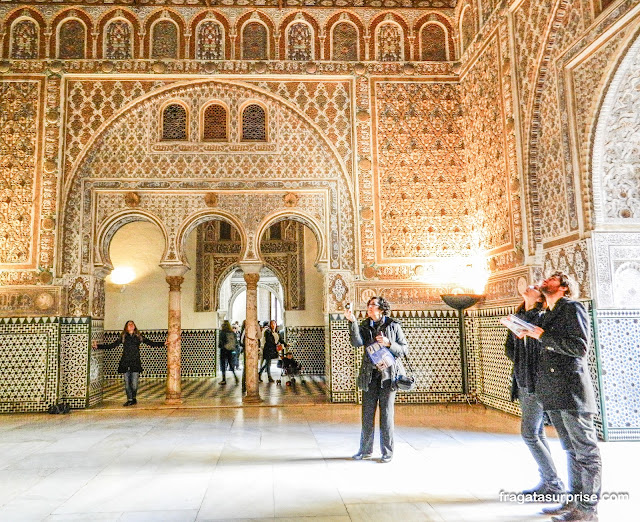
[359, 372, 396, 457]
[220, 349, 236, 379]
[123, 371, 139, 401]
[259, 357, 273, 379]
[548, 410, 602, 512]
[518, 387, 560, 484]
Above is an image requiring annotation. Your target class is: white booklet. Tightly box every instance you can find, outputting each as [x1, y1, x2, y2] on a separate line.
[500, 314, 537, 337]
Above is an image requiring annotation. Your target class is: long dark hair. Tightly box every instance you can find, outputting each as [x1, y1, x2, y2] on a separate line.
[221, 320, 233, 332]
[121, 320, 142, 341]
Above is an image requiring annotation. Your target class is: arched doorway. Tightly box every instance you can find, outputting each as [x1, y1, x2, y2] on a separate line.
[255, 217, 327, 387]
[223, 266, 285, 326]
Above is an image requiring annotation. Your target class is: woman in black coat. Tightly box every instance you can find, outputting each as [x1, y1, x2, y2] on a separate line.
[93, 320, 167, 406]
[504, 285, 563, 496]
[259, 320, 282, 383]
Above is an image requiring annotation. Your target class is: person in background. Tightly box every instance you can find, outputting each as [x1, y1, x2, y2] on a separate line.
[219, 320, 239, 385]
[92, 320, 167, 406]
[232, 322, 241, 370]
[259, 320, 280, 383]
[344, 297, 408, 463]
[505, 284, 564, 498]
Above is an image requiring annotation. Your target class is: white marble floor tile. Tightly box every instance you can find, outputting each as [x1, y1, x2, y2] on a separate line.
[119, 509, 199, 521]
[53, 471, 211, 515]
[0, 404, 638, 521]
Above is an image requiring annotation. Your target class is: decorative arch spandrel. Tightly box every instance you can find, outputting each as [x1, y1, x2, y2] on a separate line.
[59, 79, 356, 289]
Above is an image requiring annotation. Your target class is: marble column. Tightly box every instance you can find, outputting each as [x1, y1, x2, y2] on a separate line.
[241, 263, 262, 404]
[163, 265, 189, 405]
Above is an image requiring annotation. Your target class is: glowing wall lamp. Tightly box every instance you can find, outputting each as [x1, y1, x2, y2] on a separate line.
[110, 266, 136, 292]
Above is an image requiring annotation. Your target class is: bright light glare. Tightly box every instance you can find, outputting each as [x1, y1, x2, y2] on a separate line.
[415, 256, 489, 294]
[110, 266, 136, 285]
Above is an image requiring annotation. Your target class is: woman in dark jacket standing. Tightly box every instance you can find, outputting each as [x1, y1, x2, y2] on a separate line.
[259, 320, 282, 383]
[219, 320, 239, 385]
[93, 320, 167, 406]
[345, 296, 408, 463]
[504, 284, 563, 496]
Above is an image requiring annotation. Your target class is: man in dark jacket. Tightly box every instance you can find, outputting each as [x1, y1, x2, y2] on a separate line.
[345, 296, 408, 463]
[527, 271, 601, 522]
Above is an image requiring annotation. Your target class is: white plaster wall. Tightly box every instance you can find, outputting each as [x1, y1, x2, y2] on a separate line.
[104, 220, 217, 330]
[286, 227, 325, 326]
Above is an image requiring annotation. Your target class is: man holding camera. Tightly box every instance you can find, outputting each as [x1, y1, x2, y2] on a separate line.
[345, 296, 408, 463]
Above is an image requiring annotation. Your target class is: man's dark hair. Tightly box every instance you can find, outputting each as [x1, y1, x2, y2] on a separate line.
[549, 270, 577, 298]
[367, 296, 391, 316]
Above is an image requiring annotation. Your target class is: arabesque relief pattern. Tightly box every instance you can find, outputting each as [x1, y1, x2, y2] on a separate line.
[511, 0, 555, 154]
[0, 80, 41, 266]
[373, 81, 466, 259]
[460, 33, 511, 254]
[597, 41, 640, 223]
[571, 27, 633, 197]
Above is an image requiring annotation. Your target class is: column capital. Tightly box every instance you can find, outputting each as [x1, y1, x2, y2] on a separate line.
[160, 263, 190, 278]
[239, 261, 263, 275]
[166, 275, 184, 292]
[243, 272, 260, 288]
[92, 264, 112, 280]
[315, 261, 329, 275]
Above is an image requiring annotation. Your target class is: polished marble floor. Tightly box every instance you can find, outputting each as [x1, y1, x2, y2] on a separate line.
[0, 403, 637, 521]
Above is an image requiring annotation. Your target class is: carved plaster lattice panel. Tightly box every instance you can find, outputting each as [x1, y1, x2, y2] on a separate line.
[66, 275, 90, 317]
[0, 286, 65, 317]
[511, 0, 555, 153]
[592, 232, 640, 309]
[64, 79, 173, 182]
[533, 1, 585, 242]
[253, 80, 353, 175]
[327, 271, 353, 313]
[461, 32, 512, 253]
[571, 25, 633, 193]
[543, 239, 591, 300]
[0, 79, 43, 269]
[592, 32, 640, 225]
[372, 80, 467, 261]
[91, 188, 328, 265]
[483, 267, 533, 304]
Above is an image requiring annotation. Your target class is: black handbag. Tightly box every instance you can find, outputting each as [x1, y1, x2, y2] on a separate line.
[395, 352, 416, 392]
